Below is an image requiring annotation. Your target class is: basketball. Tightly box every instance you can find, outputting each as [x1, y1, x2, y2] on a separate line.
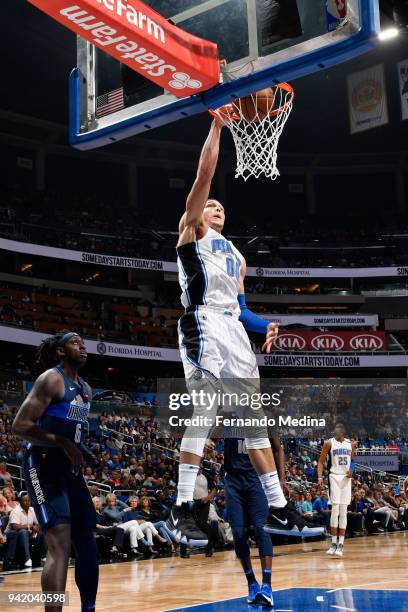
[239, 87, 276, 122]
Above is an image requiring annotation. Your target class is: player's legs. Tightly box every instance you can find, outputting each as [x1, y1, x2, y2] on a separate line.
[223, 321, 324, 538]
[225, 474, 262, 604]
[335, 477, 351, 556]
[23, 448, 74, 610]
[41, 524, 71, 612]
[327, 503, 340, 555]
[68, 472, 99, 612]
[246, 473, 274, 607]
[168, 311, 224, 547]
[328, 474, 350, 556]
[335, 504, 348, 557]
[71, 528, 99, 612]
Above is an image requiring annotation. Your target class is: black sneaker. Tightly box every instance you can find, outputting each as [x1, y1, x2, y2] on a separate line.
[264, 505, 325, 537]
[179, 544, 190, 559]
[166, 502, 208, 547]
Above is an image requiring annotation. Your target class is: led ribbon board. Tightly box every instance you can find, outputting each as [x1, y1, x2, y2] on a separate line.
[27, 0, 220, 97]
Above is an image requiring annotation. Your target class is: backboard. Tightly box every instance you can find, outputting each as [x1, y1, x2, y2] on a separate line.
[70, 0, 380, 149]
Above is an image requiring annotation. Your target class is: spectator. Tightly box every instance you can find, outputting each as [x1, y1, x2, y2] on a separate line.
[93, 497, 125, 557]
[366, 491, 395, 531]
[103, 493, 147, 558]
[304, 462, 316, 481]
[2, 487, 18, 511]
[311, 489, 330, 528]
[0, 495, 10, 531]
[83, 467, 95, 483]
[4, 495, 47, 569]
[120, 496, 166, 555]
[0, 462, 12, 487]
[301, 492, 314, 519]
[138, 496, 175, 553]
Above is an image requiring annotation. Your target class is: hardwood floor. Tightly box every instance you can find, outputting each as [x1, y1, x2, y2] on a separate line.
[1, 532, 407, 611]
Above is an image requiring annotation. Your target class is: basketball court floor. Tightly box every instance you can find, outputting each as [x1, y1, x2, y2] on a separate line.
[1, 532, 407, 611]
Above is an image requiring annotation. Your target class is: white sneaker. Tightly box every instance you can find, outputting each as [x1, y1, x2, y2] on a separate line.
[24, 558, 32, 567]
[335, 544, 344, 557]
[326, 544, 337, 555]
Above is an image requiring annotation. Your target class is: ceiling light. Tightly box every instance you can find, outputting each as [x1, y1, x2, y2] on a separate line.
[379, 27, 399, 40]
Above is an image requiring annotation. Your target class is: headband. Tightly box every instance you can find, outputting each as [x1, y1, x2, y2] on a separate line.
[56, 332, 80, 348]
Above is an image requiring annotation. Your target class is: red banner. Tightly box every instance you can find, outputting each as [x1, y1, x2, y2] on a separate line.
[27, 0, 220, 97]
[273, 331, 386, 352]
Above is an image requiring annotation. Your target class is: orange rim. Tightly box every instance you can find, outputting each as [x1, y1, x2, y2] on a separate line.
[209, 82, 294, 121]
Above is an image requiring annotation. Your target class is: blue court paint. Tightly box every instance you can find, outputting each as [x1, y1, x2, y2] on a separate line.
[168, 588, 408, 611]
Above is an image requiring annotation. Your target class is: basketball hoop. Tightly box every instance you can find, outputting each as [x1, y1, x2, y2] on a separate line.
[210, 82, 294, 181]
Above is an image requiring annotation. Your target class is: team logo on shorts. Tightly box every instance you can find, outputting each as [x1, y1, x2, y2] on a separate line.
[192, 368, 203, 380]
[97, 342, 107, 355]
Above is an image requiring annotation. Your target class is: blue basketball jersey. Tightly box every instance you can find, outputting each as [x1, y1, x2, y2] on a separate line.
[35, 364, 91, 447]
[223, 426, 253, 474]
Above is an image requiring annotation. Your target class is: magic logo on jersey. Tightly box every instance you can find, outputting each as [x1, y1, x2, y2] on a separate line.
[332, 448, 351, 457]
[211, 239, 241, 280]
[211, 239, 234, 255]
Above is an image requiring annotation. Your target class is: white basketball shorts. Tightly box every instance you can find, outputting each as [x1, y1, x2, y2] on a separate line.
[178, 305, 259, 380]
[329, 473, 352, 505]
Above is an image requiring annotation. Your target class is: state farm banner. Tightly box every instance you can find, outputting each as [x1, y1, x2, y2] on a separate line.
[398, 59, 408, 121]
[272, 331, 386, 352]
[355, 454, 399, 472]
[27, 0, 219, 96]
[348, 63, 389, 134]
[2, 238, 408, 278]
[265, 314, 379, 328]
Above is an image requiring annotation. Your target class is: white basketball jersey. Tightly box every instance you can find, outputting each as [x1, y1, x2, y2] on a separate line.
[177, 227, 243, 314]
[329, 437, 352, 475]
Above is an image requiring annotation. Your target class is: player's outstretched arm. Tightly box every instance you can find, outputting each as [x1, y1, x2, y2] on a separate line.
[180, 119, 223, 232]
[238, 259, 279, 352]
[12, 370, 84, 472]
[317, 440, 332, 482]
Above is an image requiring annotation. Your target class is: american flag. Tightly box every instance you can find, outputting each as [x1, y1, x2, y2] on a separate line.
[96, 88, 124, 118]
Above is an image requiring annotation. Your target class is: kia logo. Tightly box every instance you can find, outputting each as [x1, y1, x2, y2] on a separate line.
[274, 334, 306, 351]
[311, 334, 344, 351]
[349, 334, 383, 351]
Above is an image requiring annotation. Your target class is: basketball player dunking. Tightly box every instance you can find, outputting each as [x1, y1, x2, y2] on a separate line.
[12, 332, 98, 612]
[318, 421, 357, 557]
[166, 118, 324, 546]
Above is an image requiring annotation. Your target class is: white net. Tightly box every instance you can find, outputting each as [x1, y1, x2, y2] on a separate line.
[210, 83, 294, 181]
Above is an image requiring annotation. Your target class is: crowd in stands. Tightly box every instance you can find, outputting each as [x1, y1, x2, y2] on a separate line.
[0, 280, 400, 357]
[0, 282, 181, 346]
[2, 185, 408, 268]
[1, 388, 408, 570]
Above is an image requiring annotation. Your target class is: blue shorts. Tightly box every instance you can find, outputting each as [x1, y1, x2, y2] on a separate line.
[225, 470, 272, 558]
[23, 447, 96, 533]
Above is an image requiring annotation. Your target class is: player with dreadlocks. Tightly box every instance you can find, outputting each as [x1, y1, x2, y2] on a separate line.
[12, 331, 98, 612]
